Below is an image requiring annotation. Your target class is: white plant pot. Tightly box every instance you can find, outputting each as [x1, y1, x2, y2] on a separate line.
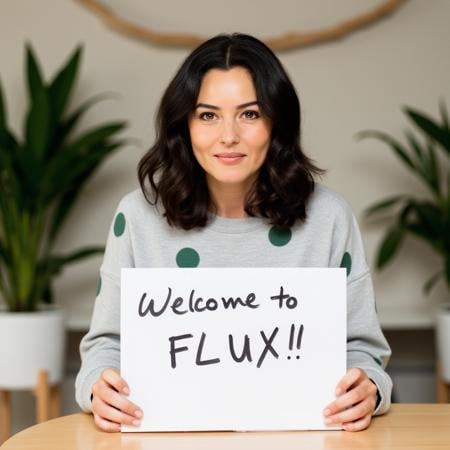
[436, 303, 450, 383]
[0, 307, 66, 389]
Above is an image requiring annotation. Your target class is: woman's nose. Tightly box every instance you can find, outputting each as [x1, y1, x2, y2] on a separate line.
[220, 119, 240, 145]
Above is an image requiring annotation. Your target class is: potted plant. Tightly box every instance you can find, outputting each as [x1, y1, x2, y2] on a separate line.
[0, 43, 128, 390]
[357, 102, 450, 381]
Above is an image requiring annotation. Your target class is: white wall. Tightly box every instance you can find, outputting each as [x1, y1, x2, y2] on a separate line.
[0, 0, 449, 329]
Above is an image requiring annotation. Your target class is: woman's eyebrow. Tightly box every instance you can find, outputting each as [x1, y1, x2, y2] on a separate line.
[194, 101, 259, 110]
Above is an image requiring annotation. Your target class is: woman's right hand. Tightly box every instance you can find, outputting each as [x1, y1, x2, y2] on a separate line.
[91, 368, 143, 432]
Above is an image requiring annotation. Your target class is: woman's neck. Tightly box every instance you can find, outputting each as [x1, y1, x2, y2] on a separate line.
[207, 178, 254, 218]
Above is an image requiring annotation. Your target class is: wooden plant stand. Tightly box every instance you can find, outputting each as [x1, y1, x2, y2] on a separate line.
[0, 370, 60, 444]
[437, 362, 450, 403]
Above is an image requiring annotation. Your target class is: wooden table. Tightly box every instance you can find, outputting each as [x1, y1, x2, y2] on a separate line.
[2, 404, 450, 450]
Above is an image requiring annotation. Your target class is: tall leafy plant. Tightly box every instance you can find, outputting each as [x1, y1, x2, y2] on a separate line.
[0, 44, 128, 312]
[358, 102, 450, 294]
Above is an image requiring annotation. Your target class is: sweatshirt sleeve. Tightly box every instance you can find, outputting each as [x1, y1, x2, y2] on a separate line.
[330, 198, 393, 416]
[75, 197, 134, 413]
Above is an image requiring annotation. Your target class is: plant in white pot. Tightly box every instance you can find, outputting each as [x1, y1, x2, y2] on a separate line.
[0, 44, 128, 393]
[357, 102, 450, 383]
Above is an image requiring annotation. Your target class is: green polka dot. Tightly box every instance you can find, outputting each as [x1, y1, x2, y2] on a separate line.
[114, 213, 126, 237]
[373, 355, 383, 366]
[340, 251, 352, 277]
[96, 276, 102, 297]
[176, 248, 200, 267]
[352, 350, 382, 366]
[268, 226, 292, 246]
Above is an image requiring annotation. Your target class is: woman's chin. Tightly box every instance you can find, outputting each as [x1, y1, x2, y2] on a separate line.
[208, 176, 254, 189]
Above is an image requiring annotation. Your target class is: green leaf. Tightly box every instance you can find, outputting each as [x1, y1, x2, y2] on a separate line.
[376, 226, 405, 269]
[46, 189, 80, 244]
[40, 123, 126, 203]
[412, 202, 444, 237]
[364, 195, 406, 218]
[0, 144, 23, 209]
[399, 202, 415, 224]
[68, 122, 127, 153]
[40, 246, 104, 275]
[403, 130, 440, 196]
[48, 45, 82, 126]
[5, 129, 19, 150]
[405, 105, 450, 155]
[25, 77, 50, 160]
[439, 99, 449, 131]
[401, 200, 446, 255]
[46, 140, 127, 242]
[2, 141, 41, 211]
[25, 43, 45, 104]
[423, 271, 442, 294]
[24, 44, 52, 160]
[42, 283, 53, 304]
[357, 130, 417, 173]
[404, 222, 443, 254]
[33, 246, 104, 308]
[0, 247, 13, 307]
[446, 255, 450, 288]
[404, 129, 424, 165]
[426, 140, 440, 195]
[0, 236, 11, 266]
[49, 92, 117, 156]
[0, 79, 7, 142]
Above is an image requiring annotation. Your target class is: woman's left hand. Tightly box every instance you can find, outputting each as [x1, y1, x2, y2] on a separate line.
[323, 368, 378, 431]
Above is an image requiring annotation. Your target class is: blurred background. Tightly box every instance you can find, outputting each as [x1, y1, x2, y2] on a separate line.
[0, 0, 449, 437]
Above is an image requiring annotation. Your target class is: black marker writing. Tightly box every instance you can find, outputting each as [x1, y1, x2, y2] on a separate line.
[270, 286, 298, 309]
[287, 324, 304, 360]
[229, 334, 252, 363]
[257, 327, 279, 368]
[168, 333, 193, 368]
[196, 332, 221, 366]
[139, 287, 259, 318]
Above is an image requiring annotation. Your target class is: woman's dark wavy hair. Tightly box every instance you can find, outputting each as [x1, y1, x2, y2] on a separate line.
[138, 32, 325, 230]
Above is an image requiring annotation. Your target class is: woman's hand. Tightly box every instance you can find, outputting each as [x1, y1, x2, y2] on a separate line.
[91, 368, 143, 432]
[323, 368, 378, 431]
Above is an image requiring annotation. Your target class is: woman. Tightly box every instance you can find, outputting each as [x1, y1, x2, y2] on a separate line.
[75, 32, 392, 432]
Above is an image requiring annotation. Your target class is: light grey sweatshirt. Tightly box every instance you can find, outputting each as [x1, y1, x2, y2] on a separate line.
[75, 183, 392, 415]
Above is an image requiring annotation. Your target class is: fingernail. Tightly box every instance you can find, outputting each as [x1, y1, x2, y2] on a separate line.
[135, 410, 143, 419]
[132, 419, 141, 426]
[335, 387, 342, 396]
[323, 408, 331, 416]
[122, 386, 130, 395]
[325, 418, 333, 425]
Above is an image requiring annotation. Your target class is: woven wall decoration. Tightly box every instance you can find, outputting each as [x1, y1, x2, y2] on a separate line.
[76, 0, 407, 51]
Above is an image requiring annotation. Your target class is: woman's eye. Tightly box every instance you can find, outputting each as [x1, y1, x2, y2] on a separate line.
[199, 112, 216, 121]
[242, 110, 260, 120]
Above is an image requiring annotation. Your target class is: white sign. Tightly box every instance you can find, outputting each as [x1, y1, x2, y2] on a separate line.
[121, 268, 346, 432]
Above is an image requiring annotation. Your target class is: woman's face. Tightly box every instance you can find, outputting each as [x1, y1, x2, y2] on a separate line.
[188, 66, 272, 193]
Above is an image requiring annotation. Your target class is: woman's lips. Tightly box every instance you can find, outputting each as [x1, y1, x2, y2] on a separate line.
[214, 153, 246, 164]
